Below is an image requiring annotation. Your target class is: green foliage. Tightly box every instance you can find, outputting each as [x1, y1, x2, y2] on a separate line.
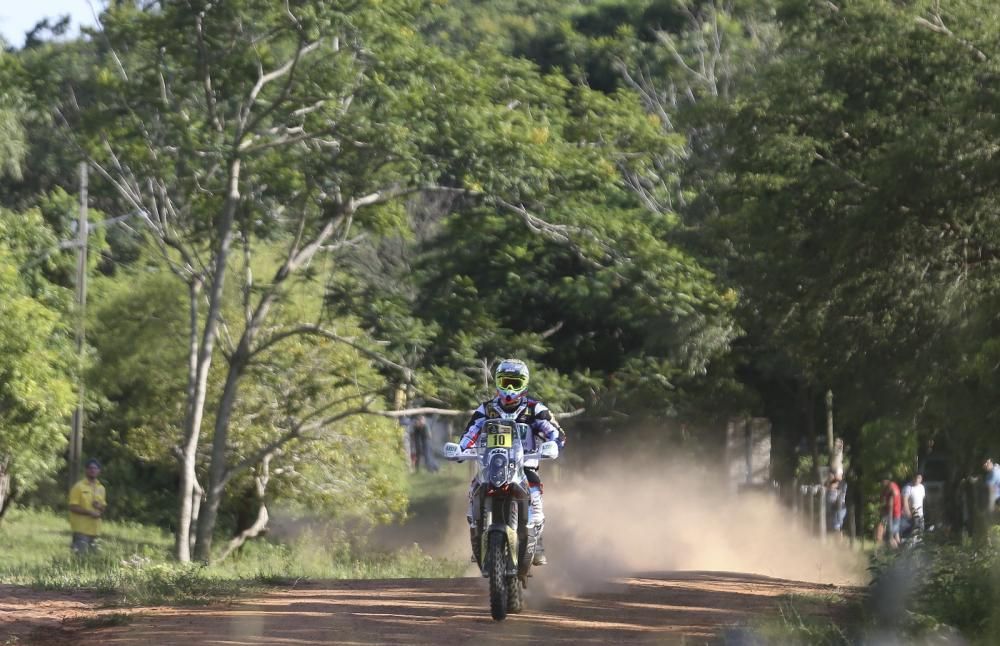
[869, 541, 1000, 642]
[84, 265, 188, 526]
[0, 49, 28, 180]
[858, 419, 918, 484]
[681, 0, 1000, 476]
[0, 211, 74, 496]
[83, 248, 413, 531]
[331, 74, 738, 417]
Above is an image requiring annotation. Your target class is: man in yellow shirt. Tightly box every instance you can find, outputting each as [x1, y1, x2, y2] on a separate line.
[68, 458, 107, 554]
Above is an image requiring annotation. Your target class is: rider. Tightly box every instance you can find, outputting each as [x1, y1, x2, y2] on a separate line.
[458, 358, 565, 566]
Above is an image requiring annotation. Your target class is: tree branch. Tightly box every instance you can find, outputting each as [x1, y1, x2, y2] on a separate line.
[242, 40, 322, 133]
[195, 11, 223, 132]
[915, 14, 987, 62]
[492, 198, 616, 270]
[250, 324, 413, 381]
[215, 456, 271, 563]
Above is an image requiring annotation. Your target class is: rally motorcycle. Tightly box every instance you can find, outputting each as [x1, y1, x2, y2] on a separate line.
[444, 419, 559, 621]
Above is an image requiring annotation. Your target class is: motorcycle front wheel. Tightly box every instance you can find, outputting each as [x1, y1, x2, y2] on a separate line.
[488, 532, 508, 621]
[506, 574, 523, 613]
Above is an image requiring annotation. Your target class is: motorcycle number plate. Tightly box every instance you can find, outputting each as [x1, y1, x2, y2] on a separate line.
[486, 432, 512, 448]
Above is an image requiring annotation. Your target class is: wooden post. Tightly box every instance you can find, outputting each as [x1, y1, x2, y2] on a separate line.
[806, 487, 816, 534]
[819, 486, 827, 544]
[69, 161, 88, 488]
[825, 390, 835, 461]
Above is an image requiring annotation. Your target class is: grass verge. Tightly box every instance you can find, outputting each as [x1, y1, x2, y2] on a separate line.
[0, 501, 466, 606]
[749, 593, 857, 645]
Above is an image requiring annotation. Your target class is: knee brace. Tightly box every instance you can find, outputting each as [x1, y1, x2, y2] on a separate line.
[528, 486, 544, 529]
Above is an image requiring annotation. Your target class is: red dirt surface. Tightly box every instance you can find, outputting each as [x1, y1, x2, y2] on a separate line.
[1, 571, 856, 645]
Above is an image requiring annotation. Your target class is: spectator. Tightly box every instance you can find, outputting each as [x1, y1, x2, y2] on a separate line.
[904, 473, 926, 535]
[826, 474, 848, 536]
[876, 476, 902, 549]
[400, 418, 414, 474]
[410, 415, 435, 473]
[67, 458, 107, 554]
[900, 478, 913, 536]
[421, 416, 440, 473]
[983, 458, 1000, 511]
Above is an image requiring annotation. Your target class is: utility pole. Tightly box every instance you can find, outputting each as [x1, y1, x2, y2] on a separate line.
[827, 389, 844, 479]
[69, 162, 88, 487]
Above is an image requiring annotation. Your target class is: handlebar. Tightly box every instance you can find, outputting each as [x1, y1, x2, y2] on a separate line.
[442, 441, 558, 462]
[447, 447, 480, 461]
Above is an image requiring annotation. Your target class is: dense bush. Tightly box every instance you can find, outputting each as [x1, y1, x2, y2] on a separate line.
[869, 535, 1000, 642]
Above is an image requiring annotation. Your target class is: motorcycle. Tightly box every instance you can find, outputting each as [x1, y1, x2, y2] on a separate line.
[443, 418, 559, 621]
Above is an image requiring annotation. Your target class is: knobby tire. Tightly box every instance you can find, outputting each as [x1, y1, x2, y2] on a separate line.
[488, 532, 508, 621]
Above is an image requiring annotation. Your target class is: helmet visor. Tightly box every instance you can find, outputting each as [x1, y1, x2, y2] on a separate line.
[496, 374, 527, 391]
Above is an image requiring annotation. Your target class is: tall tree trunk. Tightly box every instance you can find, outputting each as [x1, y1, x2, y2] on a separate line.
[193, 350, 247, 562]
[176, 279, 202, 561]
[189, 478, 204, 553]
[0, 456, 13, 523]
[176, 448, 197, 561]
[192, 206, 347, 561]
[175, 161, 241, 561]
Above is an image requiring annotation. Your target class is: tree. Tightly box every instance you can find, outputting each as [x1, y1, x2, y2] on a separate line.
[0, 209, 75, 519]
[85, 264, 190, 528]
[0, 49, 28, 180]
[695, 0, 1000, 477]
[36, 0, 692, 561]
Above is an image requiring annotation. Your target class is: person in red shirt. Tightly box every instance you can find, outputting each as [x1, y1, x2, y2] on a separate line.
[877, 476, 902, 548]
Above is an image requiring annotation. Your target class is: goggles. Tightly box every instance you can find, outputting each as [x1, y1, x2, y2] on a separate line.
[496, 374, 527, 391]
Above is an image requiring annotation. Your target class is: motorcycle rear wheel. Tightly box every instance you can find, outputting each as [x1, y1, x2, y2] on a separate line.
[488, 533, 508, 621]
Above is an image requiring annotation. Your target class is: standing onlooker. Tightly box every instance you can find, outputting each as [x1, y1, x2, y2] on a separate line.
[876, 476, 902, 548]
[68, 458, 106, 554]
[826, 474, 848, 536]
[410, 415, 431, 473]
[904, 473, 926, 535]
[420, 415, 440, 473]
[983, 458, 1000, 511]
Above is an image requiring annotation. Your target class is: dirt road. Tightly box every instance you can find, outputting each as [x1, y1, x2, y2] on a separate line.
[2, 571, 855, 645]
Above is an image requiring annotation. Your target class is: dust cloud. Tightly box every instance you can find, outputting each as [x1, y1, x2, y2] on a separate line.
[377, 447, 866, 592]
[539, 453, 865, 595]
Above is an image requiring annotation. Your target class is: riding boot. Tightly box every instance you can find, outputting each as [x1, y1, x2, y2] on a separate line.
[533, 533, 547, 566]
[529, 487, 547, 566]
[470, 526, 480, 564]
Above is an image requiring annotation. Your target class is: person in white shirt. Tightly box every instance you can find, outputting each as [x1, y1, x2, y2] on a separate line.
[905, 473, 926, 533]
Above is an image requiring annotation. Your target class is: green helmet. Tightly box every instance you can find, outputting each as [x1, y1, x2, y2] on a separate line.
[495, 358, 529, 406]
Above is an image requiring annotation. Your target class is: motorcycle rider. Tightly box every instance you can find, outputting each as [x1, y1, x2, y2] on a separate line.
[458, 358, 565, 566]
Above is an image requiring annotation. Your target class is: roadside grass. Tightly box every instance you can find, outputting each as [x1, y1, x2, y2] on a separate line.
[745, 590, 863, 645]
[749, 601, 853, 645]
[780, 590, 850, 607]
[0, 503, 466, 606]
